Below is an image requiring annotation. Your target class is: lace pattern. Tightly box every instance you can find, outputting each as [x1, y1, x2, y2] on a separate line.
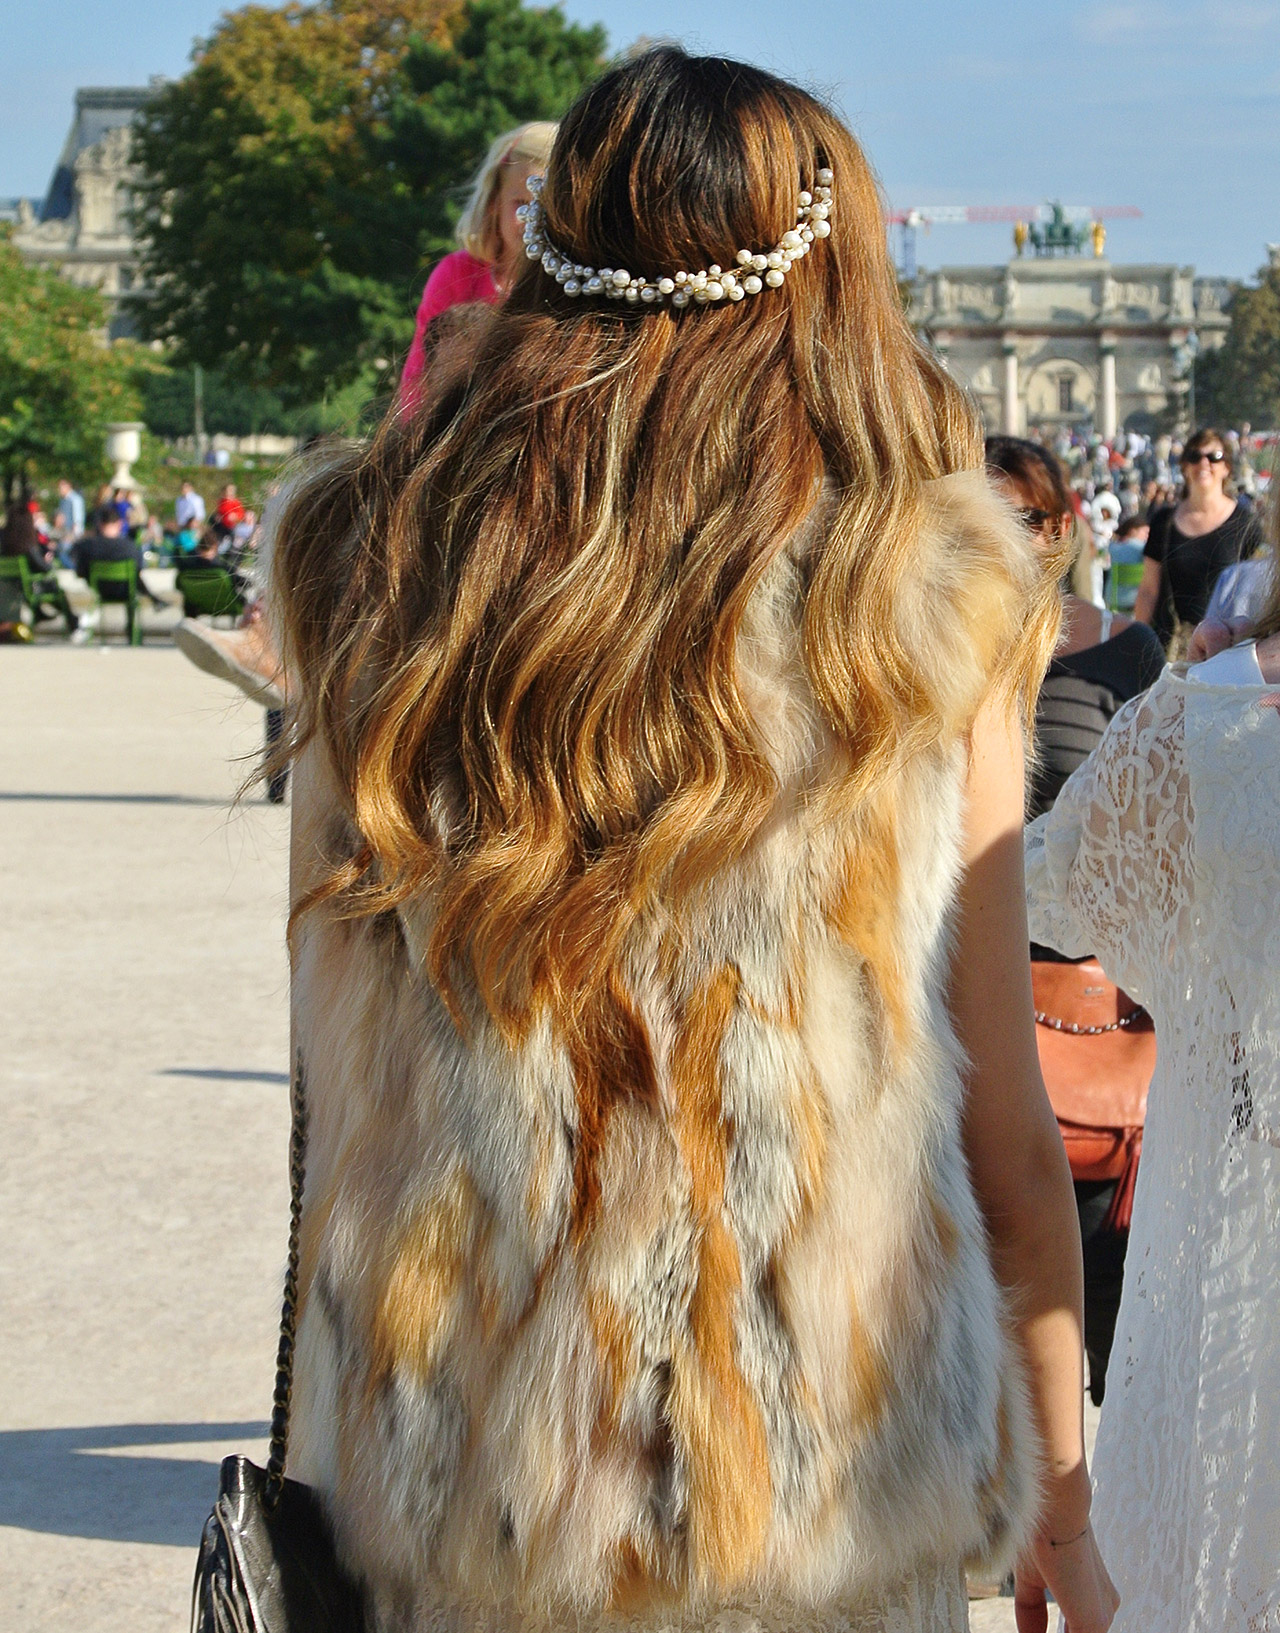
[1026, 666, 1280, 1632]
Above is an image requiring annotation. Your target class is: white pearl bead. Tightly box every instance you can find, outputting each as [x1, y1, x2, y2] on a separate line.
[817, 167, 833, 185]
[781, 230, 801, 250]
[612, 269, 630, 288]
[526, 245, 541, 260]
[585, 276, 603, 293]
[752, 254, 769, 272]
[675, 271, 687, 284]
[705, 281, 724, 300]
[765, 268, 785, 287]
[600, 268, 613, 280]
[564, 279, 580, 296]
[811, 219, 830, 238]
[542, 252, 558, 273]
[708, 265, 721, 277]
[743, 274, 762, 294]
[693, 271, 707, 287]
[625, 286, 639, 302]
[728, 284, 745, 301]
[736, 249, 753, 265]
[658, 277, 675, 295]
[799, 191, 812, 207]
[766, 252, 784, 269]
[640, 285, 657, 303]
[672, 288, 691, 307]
[801, 227, 814, 243]
[693, 287, 710, 303]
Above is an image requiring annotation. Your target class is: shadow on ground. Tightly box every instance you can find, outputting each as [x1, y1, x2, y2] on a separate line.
[0, 1423, 268, 1545]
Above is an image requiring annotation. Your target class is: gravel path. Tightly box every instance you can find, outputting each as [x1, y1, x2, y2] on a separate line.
[0, 645, 290, 1632]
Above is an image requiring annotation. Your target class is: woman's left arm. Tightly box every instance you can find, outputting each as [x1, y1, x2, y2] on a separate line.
[953, 693, 1118, 1633]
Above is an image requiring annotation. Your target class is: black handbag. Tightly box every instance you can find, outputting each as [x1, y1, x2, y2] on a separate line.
[191, 1059, 367, 1632]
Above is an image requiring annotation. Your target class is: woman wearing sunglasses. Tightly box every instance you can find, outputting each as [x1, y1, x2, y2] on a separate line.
[1132, 427, 1264, 653]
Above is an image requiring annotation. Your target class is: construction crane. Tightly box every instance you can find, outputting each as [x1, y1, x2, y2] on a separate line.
[887, 202, 1142, 280]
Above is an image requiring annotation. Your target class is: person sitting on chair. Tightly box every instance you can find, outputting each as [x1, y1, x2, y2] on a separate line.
[71, 505, 145, 636]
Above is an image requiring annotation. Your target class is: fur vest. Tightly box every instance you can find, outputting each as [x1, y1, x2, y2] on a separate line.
[286, 472, 1041, 1625]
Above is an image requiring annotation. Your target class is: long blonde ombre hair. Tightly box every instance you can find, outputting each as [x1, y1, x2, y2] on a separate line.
[274, 47, 1056, 1042]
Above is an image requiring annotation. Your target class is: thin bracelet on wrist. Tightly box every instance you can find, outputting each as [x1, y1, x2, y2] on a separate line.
[1048, 1521, 1091, 1549]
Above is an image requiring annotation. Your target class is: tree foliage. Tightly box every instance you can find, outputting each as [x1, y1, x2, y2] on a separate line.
[0, 228, 148, 495]
[378, 0, 606, 264]
[1196, 256, 1280, 430]
[132, 0, 606, 407]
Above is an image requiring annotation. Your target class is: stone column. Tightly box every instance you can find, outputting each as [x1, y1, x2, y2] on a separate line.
[1099, 338, 1117, 440]
[1001, 338, 1019, 435]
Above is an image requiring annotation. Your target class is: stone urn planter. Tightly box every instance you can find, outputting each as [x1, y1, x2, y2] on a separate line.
[105, 422, 145, 490]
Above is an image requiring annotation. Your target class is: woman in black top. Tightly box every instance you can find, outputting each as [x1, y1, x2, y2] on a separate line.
[1133, 426, 1265, 650]
[986, 435, 1165, 1407]
[985, 438, 1167, 823]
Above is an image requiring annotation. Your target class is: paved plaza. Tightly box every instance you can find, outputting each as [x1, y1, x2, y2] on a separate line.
[1, 644, 289, 1632]
[0, 639, 1097, 1631]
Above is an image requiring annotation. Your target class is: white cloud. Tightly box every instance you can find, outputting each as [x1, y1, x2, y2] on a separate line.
[1080, 0, 1280, 42]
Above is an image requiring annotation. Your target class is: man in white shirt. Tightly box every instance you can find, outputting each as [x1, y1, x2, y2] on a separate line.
[174, 481, 207, 530]
[55, 478, 85, 564]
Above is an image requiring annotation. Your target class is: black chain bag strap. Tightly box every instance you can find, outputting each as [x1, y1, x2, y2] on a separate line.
[191, 1056, 367, 1632]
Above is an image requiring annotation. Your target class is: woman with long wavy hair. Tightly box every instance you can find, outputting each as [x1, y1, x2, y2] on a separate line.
[270, 47, 1117, 1633]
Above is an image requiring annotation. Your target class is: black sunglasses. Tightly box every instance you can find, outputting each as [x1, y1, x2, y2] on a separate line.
[1017, 507, 1059, 531]
[1181, 450, 1225, 466]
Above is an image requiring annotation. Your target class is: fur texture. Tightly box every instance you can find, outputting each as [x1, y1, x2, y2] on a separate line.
[287, 472, 1041, 1625]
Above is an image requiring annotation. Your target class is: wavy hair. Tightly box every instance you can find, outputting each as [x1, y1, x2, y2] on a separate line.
[273, 47, 1057, 1041]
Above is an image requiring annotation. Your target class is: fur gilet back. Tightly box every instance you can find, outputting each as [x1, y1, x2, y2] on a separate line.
[286, 472, 1041, 1623]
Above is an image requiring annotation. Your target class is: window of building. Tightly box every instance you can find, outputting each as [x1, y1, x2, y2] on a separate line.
[1058, 375, 1075, 414]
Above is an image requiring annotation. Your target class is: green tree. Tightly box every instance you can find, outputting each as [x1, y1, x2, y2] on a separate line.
[377, 0, 606, 264]
[140, 364, 292, 439]
[1196, 256, 1280, 429]
[0, 227, 148, 497]
[132, 0, 606, 408]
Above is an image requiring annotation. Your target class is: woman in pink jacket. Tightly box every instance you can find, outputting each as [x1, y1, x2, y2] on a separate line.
[400, 122, 557, 396]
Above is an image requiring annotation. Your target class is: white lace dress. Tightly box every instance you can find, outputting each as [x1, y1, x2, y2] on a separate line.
[1024, 649, 1280, 1633]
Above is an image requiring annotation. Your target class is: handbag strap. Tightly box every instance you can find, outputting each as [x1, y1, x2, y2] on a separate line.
[265, 1051, 307, 1508]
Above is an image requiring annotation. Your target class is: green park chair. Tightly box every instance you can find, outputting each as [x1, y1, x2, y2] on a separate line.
[88, 559, 142, 645]
[175, 563, 244, 624]
[0, 554, 76, 633]
[1107, 542, 1147, 615]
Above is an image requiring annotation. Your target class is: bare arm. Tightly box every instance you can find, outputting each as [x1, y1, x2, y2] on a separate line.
[1130, 556, 1162, 626]
[954, 694, 1118, 1633]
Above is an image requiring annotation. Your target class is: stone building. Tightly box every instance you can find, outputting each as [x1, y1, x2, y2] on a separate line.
[12, 85, 159, 339]
[908, 256, 1232, 438]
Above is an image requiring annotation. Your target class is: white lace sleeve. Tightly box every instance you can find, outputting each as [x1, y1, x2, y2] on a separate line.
[1024, 674, 1191, 1005]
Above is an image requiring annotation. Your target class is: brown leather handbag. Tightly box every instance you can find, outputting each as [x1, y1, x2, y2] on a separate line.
[1031, 958, 1155, 1231]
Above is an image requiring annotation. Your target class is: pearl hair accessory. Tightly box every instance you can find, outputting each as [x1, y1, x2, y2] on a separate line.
[515, 169, 833, 308]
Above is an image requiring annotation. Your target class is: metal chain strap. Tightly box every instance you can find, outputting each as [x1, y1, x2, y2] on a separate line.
[1034, 1007, 1147, 1037]
[265, 1051, 307, 1509]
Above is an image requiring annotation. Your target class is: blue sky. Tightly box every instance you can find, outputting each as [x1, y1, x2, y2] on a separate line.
[4, 0, 1278, 278]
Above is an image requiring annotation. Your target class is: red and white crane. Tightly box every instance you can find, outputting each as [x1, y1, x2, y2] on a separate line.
[887, 202, 1142, 278]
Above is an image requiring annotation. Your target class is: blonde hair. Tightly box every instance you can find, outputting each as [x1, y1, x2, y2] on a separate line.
[455, 122, 558, 263]
[273, 48, 1058, 1048]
